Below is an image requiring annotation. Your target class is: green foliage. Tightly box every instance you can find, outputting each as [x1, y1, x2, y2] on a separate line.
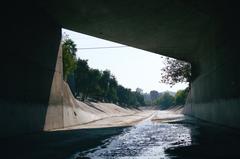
[116, 85, 129, 106]
[99, 70, 111, 100]
[175, 87, 189, 105]
[152, 88, 189, 109]
[155, 92, 175, 109]
[62, 37, 145, 107]
[134, 92, 145, 106]
[161, 58, 191, 86]
[106, 75, 118, 103]
[62, 38, 77, 80]
[116, 86, 142, 107]
[87, 69, 102, 98]
[74, 59, 89, 99]
[73, 57, 145, 107]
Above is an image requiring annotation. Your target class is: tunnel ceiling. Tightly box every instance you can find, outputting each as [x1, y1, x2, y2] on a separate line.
[39, 0, 223, 62]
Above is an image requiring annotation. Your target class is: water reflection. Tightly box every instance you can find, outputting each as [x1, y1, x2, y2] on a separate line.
[72, 116, 193, 159]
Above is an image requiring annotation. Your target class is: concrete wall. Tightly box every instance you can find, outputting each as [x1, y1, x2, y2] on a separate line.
[183, 13, 240, 128]
[43, 46, 64, 130]
[0, 2, 62, 137]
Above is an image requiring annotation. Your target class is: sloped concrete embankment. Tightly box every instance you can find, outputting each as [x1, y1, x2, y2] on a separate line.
[44, 81, 141, 131]
[42, 42, 142, 131]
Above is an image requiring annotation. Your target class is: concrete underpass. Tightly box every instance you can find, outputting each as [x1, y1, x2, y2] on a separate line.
[1, 0, 240, 139]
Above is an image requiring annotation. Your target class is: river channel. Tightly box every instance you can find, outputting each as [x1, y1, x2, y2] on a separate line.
[70, 111, 240, 159]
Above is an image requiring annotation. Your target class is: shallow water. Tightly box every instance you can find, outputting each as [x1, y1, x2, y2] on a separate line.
[1, 111, 239, 159]
[71, 114, 195, 159]
[70, 111, 240, 159]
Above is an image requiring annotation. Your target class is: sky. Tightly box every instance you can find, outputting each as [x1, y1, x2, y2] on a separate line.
[62, 29, 188, 93]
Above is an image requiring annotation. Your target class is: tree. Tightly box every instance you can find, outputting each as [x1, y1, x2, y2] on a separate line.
[150, 90, 160, 101]
[73, 57, 145, 107]
[161, 58, 191, 86]
[106, 75, 118, 103]
[175, 87, 189, 105]
[134, 91, 145, 106]
[136, 88, 143, 94]
[87, 69, 102, 99]
[99, 70, 111, 101]
[116, 86, 133, 106]
[116, 85, 128, 106]
[74, 59, 90, 99]
[62, 38, 77, 80]
[156, 92, 175, 109]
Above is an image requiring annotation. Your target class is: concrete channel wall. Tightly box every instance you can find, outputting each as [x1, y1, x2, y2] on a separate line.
[183, 21, 240, 128]
[0, 2, 62, 137]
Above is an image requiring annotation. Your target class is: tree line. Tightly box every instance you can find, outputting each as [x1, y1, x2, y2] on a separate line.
[154, 88, 189, 109]
[62, 37, 145, 107]
[144, 88, 189, 109]
[62, 35, 191, 109]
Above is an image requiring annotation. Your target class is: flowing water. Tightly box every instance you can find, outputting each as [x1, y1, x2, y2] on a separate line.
[70, 113, 195, 159]
[1, 111, 240, 159]
[70, 111, 240, 159]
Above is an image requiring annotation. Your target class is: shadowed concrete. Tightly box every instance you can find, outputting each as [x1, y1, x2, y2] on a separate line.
[0, 0, 240, 137]
[0, 1, 62, 137]
[38, 0, 240, 128]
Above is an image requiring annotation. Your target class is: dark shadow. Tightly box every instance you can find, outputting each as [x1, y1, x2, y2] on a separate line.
[165, 117, 240, 159]
[0, 127, 128, 159]
[0, 1, 61, 136]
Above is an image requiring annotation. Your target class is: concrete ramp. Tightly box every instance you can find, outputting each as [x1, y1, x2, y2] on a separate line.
[43, 44, 107, 130]
[44, 60, 138, 131]
[44, 81, 140, 130]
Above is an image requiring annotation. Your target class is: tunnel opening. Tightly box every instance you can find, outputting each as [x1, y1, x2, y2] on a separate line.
[61, 28, 190, 110]
[1, 1, 240, 158]
[59, 29, 196, 159]
[57, 28, 240, 159]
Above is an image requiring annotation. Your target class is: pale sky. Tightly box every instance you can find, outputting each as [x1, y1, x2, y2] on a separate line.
[62, 29, 188, 93]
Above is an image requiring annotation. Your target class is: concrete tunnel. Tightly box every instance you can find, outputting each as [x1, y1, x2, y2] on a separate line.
[1, 0, 240, 137]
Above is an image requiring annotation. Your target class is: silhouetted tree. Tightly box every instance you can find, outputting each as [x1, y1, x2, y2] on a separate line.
[106, 75, 118, 103]
[62, 38, 77, 80]
[74, 59, 90, 99]
[99, 70, 111, 101]
[161, 58, 191, 86]
[87, 69, 102, 99]
[116, 85, 129, 106]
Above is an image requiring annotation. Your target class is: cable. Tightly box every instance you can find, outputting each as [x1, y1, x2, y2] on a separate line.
[77, 46, 128, 50]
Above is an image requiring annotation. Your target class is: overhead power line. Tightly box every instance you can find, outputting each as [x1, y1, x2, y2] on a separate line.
[77, 46, 128, 50]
